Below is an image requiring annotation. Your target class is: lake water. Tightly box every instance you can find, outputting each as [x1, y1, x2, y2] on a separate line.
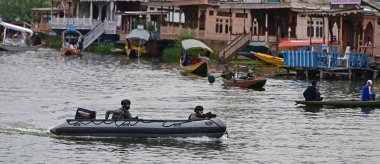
[1, 49, 380, 163]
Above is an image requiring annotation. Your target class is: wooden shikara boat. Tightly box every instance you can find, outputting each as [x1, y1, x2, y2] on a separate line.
[125, 26, 149, 57]
[180, 39, 213, 77]
[295, 100, 380, 108]
[60, 26, 82, 56]
[0, 21, 43, 51]
[0, 43, 43, 51]
[223, 77, 267, 88]
[250, 51, 284, 67]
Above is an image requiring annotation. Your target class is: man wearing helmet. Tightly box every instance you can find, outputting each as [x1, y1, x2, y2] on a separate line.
[188, 105, 216, 121]
[105, 99, 138, 119]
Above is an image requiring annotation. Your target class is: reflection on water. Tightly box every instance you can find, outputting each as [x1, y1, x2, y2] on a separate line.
[52, 136, 227, 151]
[1, 49, 380, 163]
[297, 105, 323, 113]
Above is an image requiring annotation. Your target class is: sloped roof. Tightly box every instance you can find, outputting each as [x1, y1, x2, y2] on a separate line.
[126, 29, 150, 40]
[181, 39, 213, 53]
[0, 22, 33, 34]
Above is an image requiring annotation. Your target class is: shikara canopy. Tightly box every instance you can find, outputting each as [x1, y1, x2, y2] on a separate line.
[0, 21, 33, 35]
[278, 39, 325, 47]
[181, 39, 213, 53]
[126, 29, 150, 41]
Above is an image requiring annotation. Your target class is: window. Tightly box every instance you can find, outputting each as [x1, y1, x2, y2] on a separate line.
[316, 26, 319, 37]
[209, 10, 214, 16]
[219, 24, 223, 33]
[307, 27, 310, 37]
[225, 24, 229, 33]
[235, 13, 248, 18]
[216, 23, 219, 33]
[217, 11, 231, 17]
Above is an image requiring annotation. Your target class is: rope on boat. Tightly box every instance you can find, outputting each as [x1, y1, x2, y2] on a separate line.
[161, 120, 191, 127]
[66, 119, 191, 128]
[66, 120, 142, 127]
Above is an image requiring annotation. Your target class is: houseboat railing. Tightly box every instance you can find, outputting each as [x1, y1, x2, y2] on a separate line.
[50, 17, 117, 34]
[284, 51, 370, 69]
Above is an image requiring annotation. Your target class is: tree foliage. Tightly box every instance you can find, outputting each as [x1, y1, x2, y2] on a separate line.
[0, 0, 50, 22]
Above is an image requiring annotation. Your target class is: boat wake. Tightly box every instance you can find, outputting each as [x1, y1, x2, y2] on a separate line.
[0, 127, 51, 136]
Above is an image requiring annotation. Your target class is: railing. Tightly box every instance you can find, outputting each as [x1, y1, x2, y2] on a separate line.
[284, 51, 370, 69]
[82, 22, 105, 50]
[50, 17, 117, 34]
[218, 32, 251, 63]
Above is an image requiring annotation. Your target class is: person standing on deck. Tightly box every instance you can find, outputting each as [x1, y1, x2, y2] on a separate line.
[303, 81, 323, 101]
[362, 80, 376, 101]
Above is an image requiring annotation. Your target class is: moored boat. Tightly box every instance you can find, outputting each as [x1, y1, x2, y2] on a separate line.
[250, 51, 284, 67]
[50, 108, 227, 138]
[223, 77, 267, 88]
[125, 25, 150, 57]
[60, 25, 83, 56]
[0, 21, 44, 51]
[180, 39, 213, 77]
[295, 100, 380, 108]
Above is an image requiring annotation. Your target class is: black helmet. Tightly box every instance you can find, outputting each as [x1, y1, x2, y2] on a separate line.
[194, 105, 204, 112]
[121, 99, 131, 105]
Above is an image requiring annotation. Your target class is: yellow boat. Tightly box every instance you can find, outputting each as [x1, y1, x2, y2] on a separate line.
[180, 39, 213, 77]
[250, 51, 284, 67]
[180, 58, 210, 77]
[60, 26, 82, 56]
[125, 27, 149, 57]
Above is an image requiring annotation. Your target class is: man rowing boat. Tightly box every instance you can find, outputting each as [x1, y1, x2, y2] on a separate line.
[361, 80, 376, 101]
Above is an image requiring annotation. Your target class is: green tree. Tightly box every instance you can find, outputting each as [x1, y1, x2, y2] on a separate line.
[0, 0, 50, 22]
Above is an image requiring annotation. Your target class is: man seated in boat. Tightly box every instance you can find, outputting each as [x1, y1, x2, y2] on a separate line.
[246, 68, 256, 80]
[221, 64, 234, 80]
[303, 81, 323, 101]
[33, 33, 42, 46]
[188, 106, 216, 121]
[361, 80, 376, 101]
[105, 99, 138, 119]
[198, 51, 211, 63]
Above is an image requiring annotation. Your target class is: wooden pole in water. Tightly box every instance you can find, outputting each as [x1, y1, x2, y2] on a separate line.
[309, 16, 312, 51]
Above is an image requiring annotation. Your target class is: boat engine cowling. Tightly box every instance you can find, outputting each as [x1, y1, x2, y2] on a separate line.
[75, 108, 96, 119]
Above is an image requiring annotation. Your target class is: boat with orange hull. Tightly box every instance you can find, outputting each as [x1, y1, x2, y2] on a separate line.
[223, 77, 267, 88]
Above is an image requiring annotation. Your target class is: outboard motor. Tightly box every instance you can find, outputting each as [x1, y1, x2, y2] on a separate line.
[75, 108, 96, 119]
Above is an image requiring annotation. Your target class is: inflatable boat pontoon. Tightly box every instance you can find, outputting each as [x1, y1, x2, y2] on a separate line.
[50, 108, 227, 138]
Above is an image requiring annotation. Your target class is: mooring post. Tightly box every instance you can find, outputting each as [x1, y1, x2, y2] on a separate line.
[286, 69, 290, 78]
[348, 69, 352, 80]
[320, 70, 323, 79]
[305, 70, 309, 80]
[373, 70, 378, 79]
